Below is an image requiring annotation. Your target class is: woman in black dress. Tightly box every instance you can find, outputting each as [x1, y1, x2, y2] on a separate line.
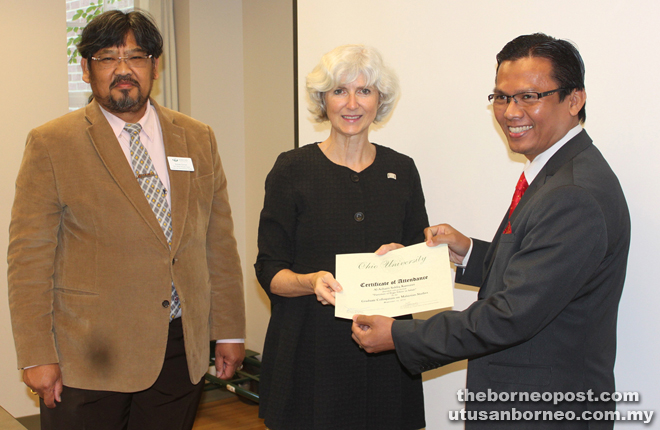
[255, 44, 428, 430]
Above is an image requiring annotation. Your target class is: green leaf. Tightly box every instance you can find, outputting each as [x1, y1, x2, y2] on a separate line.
[66, 27, 73, 32]
[72, 10, 83, 20]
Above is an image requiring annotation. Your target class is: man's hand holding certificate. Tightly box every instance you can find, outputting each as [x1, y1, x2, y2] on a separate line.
[335, 242, 454, 319]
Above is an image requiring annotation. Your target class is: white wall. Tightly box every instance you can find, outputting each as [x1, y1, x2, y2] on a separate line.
[297, 1, 660, 428]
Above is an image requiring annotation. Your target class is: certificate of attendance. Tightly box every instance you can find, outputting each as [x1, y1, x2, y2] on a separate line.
[335, 242, 454, 319]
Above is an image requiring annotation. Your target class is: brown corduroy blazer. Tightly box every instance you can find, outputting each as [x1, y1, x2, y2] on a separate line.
[8, 99, 245, 392]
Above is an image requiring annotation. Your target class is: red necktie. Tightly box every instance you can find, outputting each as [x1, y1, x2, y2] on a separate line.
[503, 172, 529, 234]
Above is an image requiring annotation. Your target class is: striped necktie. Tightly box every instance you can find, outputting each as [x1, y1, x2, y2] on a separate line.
[125, 123, 180, 320]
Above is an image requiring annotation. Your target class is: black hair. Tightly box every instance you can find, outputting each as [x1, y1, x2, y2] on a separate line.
[77, 10, 163, 61]
[496, 33, 586, 123]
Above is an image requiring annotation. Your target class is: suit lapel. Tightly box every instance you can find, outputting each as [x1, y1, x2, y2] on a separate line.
[152, 101, 190, 255]
[517, 130, 593, 219]
[479, 130, 594, 287]
[85, 100, 170, 249]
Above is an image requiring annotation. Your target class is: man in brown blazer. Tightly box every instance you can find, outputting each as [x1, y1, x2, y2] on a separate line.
[7, 10, 245, 430]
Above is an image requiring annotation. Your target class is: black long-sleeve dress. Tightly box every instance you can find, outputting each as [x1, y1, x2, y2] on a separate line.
[255, 143, 429, 430]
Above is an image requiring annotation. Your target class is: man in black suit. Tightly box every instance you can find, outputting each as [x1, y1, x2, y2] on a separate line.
[352, 33, 630, 429]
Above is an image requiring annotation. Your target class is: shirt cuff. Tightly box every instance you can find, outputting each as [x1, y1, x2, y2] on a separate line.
[215, 339, 245, 343]
[455, 238, 474, 268]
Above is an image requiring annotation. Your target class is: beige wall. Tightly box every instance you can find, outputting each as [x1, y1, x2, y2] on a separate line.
[241, 0, 294, 354]
[174, 0, 293, 354]
[0, 0, 69, 418]
[2, 0, 293, 417]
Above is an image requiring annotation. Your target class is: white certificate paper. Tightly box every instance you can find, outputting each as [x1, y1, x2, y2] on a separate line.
[335, 242, 454, 319]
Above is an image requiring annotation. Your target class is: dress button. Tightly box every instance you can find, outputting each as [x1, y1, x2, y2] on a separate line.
[162, 300, 170, 308]
[354, 212, 364, 222]
[350, 173, 359, 183]
[172, 258, 177, 265]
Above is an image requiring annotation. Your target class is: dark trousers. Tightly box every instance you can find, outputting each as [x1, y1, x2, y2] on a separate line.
[40, 318, 205, 430]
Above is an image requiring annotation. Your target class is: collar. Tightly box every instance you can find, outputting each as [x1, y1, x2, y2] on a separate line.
[523, 124, 583, 184]
[99, 100, 158, 141]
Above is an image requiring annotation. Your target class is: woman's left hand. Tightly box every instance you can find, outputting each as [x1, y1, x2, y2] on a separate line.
[374, 242, 404, 255]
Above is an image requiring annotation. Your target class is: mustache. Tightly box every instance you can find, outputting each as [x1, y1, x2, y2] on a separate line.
[110, 74, 141, 89]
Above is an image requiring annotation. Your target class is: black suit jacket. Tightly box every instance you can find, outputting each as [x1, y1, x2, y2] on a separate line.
[392, 130, 630, 429]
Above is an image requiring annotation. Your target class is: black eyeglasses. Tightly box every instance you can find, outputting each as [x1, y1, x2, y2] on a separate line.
[488, 88, 566, 107]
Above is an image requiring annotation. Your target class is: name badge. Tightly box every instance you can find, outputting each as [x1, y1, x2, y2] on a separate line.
[167, 157, 194, 171]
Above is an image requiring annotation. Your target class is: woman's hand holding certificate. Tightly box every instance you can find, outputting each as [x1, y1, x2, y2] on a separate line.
[334, 242, 454, 319]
